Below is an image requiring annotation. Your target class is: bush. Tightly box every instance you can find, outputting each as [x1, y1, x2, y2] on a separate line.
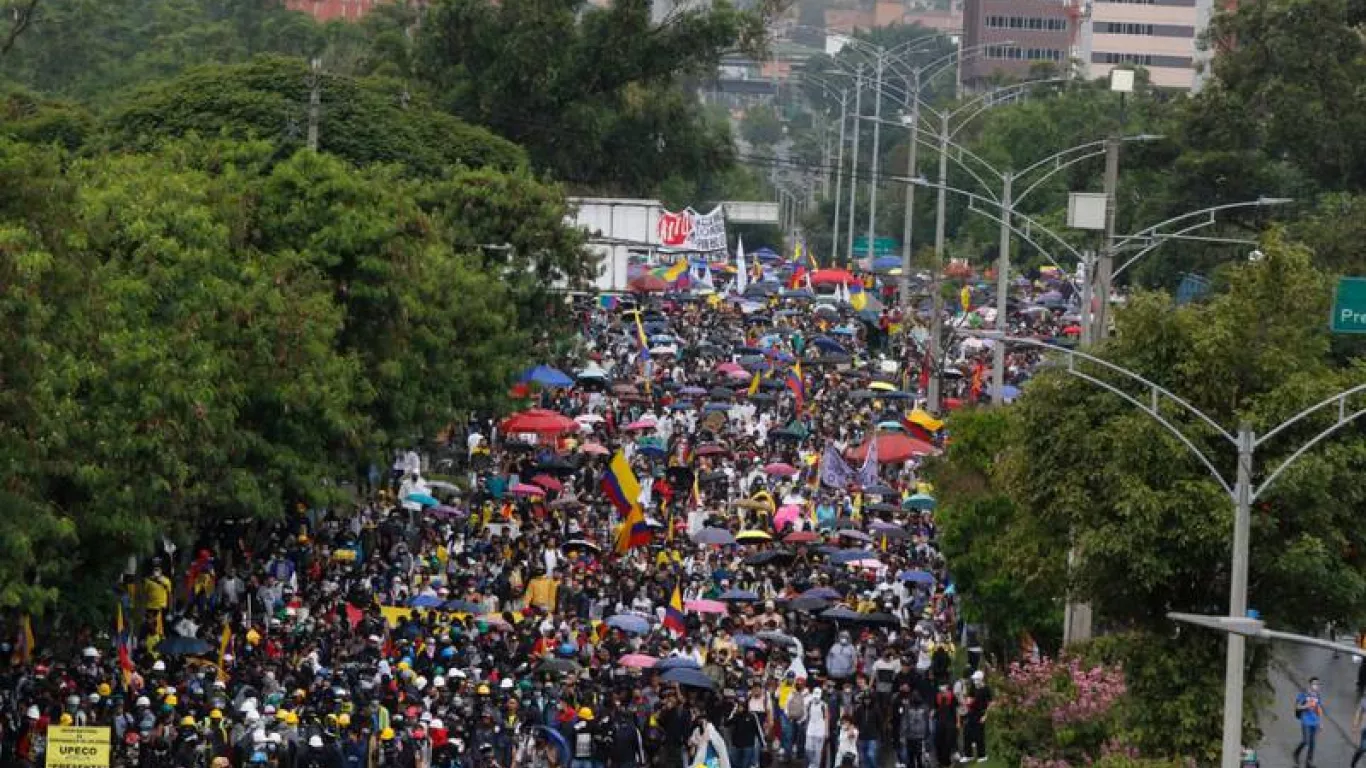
[993, 654, 1128, 767]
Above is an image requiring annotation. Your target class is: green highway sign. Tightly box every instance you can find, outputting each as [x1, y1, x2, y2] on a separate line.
[1331, 278, 1366, 333]
[853, 236, 899, 257]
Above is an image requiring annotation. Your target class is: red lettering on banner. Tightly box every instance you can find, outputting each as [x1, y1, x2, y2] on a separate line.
[657, 211, 693, 247]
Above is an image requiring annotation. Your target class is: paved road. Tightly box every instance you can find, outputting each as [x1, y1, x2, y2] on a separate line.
[1261, 644, 1363, 766]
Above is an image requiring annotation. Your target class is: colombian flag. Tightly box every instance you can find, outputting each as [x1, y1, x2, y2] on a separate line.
[603, 451, 651, 554]
[848, 280, 868, 311]
[785, 362, 806, 411]
[663, 584, 686, 635]
[662, 259, 689, 284]
[748, 372, 761, 397]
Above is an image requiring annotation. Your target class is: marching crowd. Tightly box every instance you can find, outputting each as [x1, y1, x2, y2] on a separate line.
[0, 274, 1061, 768]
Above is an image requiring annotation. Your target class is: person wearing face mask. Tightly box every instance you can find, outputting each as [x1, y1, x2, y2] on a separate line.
[803, 688, 829, 768]
[826, 634, 856, 682]
[894, 687, 928, 768]
[1294, 677, 1325, 768]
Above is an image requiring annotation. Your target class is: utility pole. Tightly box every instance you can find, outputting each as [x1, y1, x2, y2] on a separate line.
[306, 57, 322, 153]
[1220, 424, 1255, 768]
[927, 110, 949, 412]
[900, 69, 921, 312]
[845, 66, 864, 266]
[991, 171, 1012, 405]
[1092, 136, 1120, 341]
[831, 88, 848, 265]
[866, 55, 885, 272]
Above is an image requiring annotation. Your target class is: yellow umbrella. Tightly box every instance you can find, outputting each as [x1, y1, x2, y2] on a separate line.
[736, 530, 773, 543]
[907, 408, 944, 432]
[869, 381, 896, 392]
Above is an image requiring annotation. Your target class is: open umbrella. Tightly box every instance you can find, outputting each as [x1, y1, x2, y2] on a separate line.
[531, 474, 563, 492]
[660, 667, 715, 689]
[605, 615, 652, 635]
[693, 528, 736, 546]
[899, 570, 936, 585]
[511, 483, 546, 497]
[735, 530, 773, 544]
[830, 549, 877, 565]
[580, 442, 610, 456]
[837, 529, 873, 544]
[820, 606, 862, 622]
[538, 658, 581, 674]
[520, 365, 575, 389]
[618, 654, 659, 669]
[742, 550, 794, 566]
[405, 493, 439, 507]
[789, 596, 831, 613]
[408, 595, 444, 608]
[718, 589, 760, 602]
[904, 493, 936, 510]
[684, 599, 729, 614]
[500, 408, 579, 435]
[444, 599, 485, 614]
[846, 432, 939, 464]
[763, 462, 798, 477]
[561, 539, 601, 554]
[801, 586, 842, 600]
[157, 635, 214, 657]
[630, 274, 669, 293]
[656, 657, 702, 670]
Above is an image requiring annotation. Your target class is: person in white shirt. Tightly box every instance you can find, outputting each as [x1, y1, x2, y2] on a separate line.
[805, 689, 830, 768]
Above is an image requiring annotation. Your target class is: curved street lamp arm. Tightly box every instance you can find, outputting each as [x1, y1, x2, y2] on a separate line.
[1110, 199, 1291, 254]
[1112, 218, 1223, 278]
[947, 78, 1070, 138]
[965, 332, 1241, 457]
[958, 200, 1070, 275]
[1255, 383, 1366, 448]
[1253, 403, 1366, 502]
[1013, 149, 1106, 208]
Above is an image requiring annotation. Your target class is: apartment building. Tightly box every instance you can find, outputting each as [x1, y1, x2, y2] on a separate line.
[286, 0, 391, 21]
[961, 0, 1078, 84]
[1080, 0, 1207, 89]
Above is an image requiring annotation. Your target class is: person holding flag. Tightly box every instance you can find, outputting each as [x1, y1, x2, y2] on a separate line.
[602, 450, 651, 554]
[663, 583, 686, 636]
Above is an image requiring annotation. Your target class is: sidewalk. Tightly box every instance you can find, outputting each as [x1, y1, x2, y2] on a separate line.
[1261, 645, 1360, 766]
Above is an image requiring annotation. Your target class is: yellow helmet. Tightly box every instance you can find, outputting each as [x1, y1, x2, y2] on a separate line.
[380, 727, 396, 741]
[476, 684, 490, 695]
[337, 714, 351, 727]
[180, 716, 196, 727]
[97, 684, 112, 697]
[577, 707, 594, 721]
[165, 695, 178, 706]
[59, 714, 74, 726]
[210, 709, 223, 720]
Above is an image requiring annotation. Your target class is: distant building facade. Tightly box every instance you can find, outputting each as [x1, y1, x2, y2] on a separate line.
[285, 0, 391, 21]
[961, 0, 1078, 84]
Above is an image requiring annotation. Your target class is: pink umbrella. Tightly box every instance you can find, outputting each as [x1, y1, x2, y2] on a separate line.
[773, 505, 803, 530]
[846, 558, 883, 569]
[715, 362, 746, 376]
[618, 653, 660, 669]
[764, 462, 798, 477]
[581, 442, 610, 456]
[623, 420, 656, 431]
[511, 483, 546, 496]
[685, 599, 729, 614]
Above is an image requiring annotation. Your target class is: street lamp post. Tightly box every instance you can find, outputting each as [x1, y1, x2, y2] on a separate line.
[846, 65, 864, 266]
[961, 331, 1366, 768]
[867, 55, 884, 272]
[830, 86, 849, 265]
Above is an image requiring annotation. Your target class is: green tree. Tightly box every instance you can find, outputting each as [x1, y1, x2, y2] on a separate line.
[740, 104, 783, 147]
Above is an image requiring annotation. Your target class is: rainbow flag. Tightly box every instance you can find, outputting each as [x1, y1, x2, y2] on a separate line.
[663, 584, 686, 635]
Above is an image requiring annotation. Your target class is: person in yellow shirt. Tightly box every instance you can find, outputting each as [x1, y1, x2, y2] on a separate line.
[143, 565, 172, 623]
[524, 569, 559, 611]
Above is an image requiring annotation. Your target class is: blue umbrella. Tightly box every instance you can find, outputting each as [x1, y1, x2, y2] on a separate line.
[531, 726, 570, 766]
[660, 667, 716, 689]
[703, 402, 731, 412]
[904, 493, 936, 511]
[520, 365, 575, 388]
[405, 493, 439, 507]
[821, 606, 862, 622]
[993, 384, 1022, 401]
[693, 527, 736, 546]
[718, 589, 760, 602]
[680, 386, 708, 396]
[605, 614, 652, 634]
[732, 633, 764, 650]
[637, 444, 668, 459]
[801, 586, 842, 600]
[444, 599, 484, 613]
[899, 570, 935, 585]
[810, 336, 847, 354]
[408, 595, 444, 608]
[830, 549, 877, 565]
[656, 656, 701, 670]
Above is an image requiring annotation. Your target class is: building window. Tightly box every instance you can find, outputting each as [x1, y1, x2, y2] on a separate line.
[1100, 52, 1153, 65]
[985, 45, 1064, 61]
[1097, 21, 1156, 34]
[985, 14, 1068, 30]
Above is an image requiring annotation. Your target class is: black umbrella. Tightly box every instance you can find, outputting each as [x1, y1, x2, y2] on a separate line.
[157, 635, 213, 657]
[789, 596, 831, 613]
[538, 658, 581, 674]
[821, 606, 862, 622]
[709, 387, 736, 400]
[742, 549, 794, 566]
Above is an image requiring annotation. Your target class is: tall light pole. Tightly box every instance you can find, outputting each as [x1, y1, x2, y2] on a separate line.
[957, 331, 1366, 768]
[866, 54, 885, 272]
[846, 65, 863, 266]
[927, 109, 949, 412]
[830, 85, 849, 264]
[900, 69, 921, 313]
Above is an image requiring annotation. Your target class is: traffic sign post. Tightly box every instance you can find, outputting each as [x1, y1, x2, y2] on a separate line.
[1330, 277, 1366, 333]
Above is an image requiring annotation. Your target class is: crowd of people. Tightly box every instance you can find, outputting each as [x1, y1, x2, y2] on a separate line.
[0, 265, 1073, 768]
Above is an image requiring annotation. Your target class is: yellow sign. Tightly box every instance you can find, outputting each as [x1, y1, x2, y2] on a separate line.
[47, 727, 111, 768]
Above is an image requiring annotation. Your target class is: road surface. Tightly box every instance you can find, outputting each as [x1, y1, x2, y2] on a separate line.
[1261, 644, 1363, 766]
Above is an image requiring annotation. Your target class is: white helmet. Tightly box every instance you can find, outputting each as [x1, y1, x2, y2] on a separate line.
[26, 705, 40, 720]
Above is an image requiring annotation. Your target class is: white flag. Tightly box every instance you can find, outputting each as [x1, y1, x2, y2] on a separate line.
[734, 236, 747, 295]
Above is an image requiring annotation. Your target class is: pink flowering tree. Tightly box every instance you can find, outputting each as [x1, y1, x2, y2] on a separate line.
[992, 654, 1131, 768]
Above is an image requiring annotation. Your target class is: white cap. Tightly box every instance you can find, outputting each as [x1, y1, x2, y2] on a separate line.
[500, 679, 513, 690]
[433, 676, 446, 689]
[971, 670, 985, 682]
[136, 697, 151, 708]
[26, 705, 40, 719]
[308, 736, 324, 748]
[82, 647, 100, 658]
[152, 660, 166, 671]
[430, 719, 444, 730]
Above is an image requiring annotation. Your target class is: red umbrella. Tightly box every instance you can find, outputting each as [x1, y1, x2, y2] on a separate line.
[629, 274, 669, 293]
[784, 531, 820, 544]
[1062, 325, 1082, 336]
[845, 432, 939, 464]
[809, 268, 857, 287]
[500, 408, 579, 435]
[531, 474, 563, 492]
[696, 444, 729, 457]
[764, 462, 799, 477]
